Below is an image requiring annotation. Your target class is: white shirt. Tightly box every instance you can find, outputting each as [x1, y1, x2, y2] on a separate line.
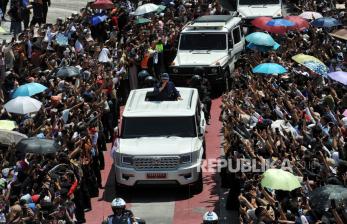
[98, 48, 111, 63]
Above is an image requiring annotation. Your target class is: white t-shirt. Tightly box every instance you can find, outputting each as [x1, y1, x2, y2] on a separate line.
[98, 48, 111, 63]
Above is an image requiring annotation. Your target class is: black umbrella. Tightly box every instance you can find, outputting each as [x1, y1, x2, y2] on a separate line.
[16, 137, 60, 154]
[309, 185, 347, 212]
[56, 66, 80, 78]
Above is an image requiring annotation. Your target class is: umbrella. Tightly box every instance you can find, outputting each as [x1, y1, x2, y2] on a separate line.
[0, 26, 6, 33]
[56, 66, 80, 78]
[0, 120, 17, 130]
[251, 16, 272, 28]
[247, 42, 280, 52]
[292, 54, 325, 65]
[252, 63, 287, 75]
[157, 5, 166, 12]
[309, 185, 347, 212]
[330, 29, 347, 41]
[327, 71, 347, 85]
[261, 169, 301, 191]
[302, 61, 329, 76]
[251, 17, 287, 34]
[4, 97, 42, 114]
[12, 82, 47, 98]
[131, 3, 159, 16]
[311, 17, 341, 28]
[135, 17, 151, 25]
[245, 32, 276, 47]
[91, 0, 114, 9]
[0, 129, 28, 145]
[284, 16, 310, 30]
[16, 138, 60, 154]
[266, 19, 295, 27]
[55, 33, 69, 46]
[91, 14, 108, 26]
[299, 11, 323, 20]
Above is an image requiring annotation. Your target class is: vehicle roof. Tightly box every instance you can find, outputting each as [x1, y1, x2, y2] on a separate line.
[182, 15, 242, 33]
[123, 87, 199, 117]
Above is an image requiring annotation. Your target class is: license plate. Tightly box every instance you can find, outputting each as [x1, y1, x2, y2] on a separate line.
[146, 173, 167, 179]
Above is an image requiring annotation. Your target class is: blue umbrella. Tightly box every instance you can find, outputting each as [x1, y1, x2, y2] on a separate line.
[91, 14, 108, 26]
[311, 17, 341, 28]
[303, 61, 329, 77]
[247, 42, 280, 52]
[252, 63, 287, 75]
[12, 83, 47, 98]
[245, 32, 276, 47]
[266, 19, 295, 27]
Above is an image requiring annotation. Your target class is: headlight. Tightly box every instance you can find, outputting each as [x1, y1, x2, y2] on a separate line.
[211, 68, 218, 73]
[180, 153, 192, 164]
[122, 156, 133, 165]
[173, 68, 179, 73]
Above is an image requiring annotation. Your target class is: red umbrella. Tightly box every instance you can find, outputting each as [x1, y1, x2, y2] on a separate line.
[285, 16, 309, 30]
[251, 17, 286, 35]
[92, 0, 114, 9]
[251, 17, 272, 29]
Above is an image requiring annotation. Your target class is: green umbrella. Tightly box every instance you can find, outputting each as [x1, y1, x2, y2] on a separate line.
[135, 17, 151, 25]
[261, 169, 301, 191]
[157, 5, 166, 13]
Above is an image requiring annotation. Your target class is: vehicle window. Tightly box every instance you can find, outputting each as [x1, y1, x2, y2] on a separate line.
[121, 116, 197, 138]
[238, 0, 280, 5]
[233, 27, 241, 44]
[228, 32, 233, 49]
[179, 33, 227, 50]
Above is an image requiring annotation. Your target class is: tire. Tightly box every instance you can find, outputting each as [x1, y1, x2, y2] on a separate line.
[224, 69, 231, 92]
[202, 140, 206, 159]
[114, 176, 129, 196]
[191, 172, 203, 194]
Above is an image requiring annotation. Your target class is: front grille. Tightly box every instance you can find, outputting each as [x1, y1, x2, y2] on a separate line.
[133, 156, 180, 170]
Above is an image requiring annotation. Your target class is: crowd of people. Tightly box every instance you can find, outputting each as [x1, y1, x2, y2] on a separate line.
[220, 2, 347, 224]
[0, 0, 236, 223]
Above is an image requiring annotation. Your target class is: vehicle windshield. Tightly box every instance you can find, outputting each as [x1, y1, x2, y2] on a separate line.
[121, 116, 197, 138]
[179, 33, 227, 50]
[238, 0, 280, 5]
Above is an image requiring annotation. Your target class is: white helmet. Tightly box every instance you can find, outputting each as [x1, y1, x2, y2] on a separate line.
[203, 211, 218, 224]
[111, 198, 126, 208]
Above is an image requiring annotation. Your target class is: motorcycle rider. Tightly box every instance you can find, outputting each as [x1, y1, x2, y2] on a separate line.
[190, 73, 212, 125]
[202, 211, 219, 224]
[102, 198, 136, 224]
[142, 75, 157, 88]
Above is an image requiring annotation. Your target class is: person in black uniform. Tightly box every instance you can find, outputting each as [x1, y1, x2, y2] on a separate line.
[190, 73, 212, 124]
[42, 0, 50, 24]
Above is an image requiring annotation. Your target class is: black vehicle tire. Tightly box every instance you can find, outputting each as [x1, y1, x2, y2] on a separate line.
[202, 140, 206, 159]
[114, 176, 130, 196]
[191, 172, 203, 194]
[224, 68, 231, 92]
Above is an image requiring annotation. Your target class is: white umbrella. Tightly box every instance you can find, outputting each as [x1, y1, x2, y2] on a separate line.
[131, 3, 159, 16]
[0, 129, 28, 145]
[4, 96, 42, 114]
[299, 11, 323, 20]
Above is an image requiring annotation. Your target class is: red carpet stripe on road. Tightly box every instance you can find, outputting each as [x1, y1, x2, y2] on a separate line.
[173, 98, 222, 224]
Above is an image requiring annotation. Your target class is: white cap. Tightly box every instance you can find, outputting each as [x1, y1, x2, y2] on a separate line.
[111, 198, 126, 208]
[203, 211, 218, 223]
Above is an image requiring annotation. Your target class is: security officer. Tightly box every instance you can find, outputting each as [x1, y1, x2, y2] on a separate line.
[190, 74, 212, 124]
[102, 198, 136, 224]
[153, 73, 182, 101]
